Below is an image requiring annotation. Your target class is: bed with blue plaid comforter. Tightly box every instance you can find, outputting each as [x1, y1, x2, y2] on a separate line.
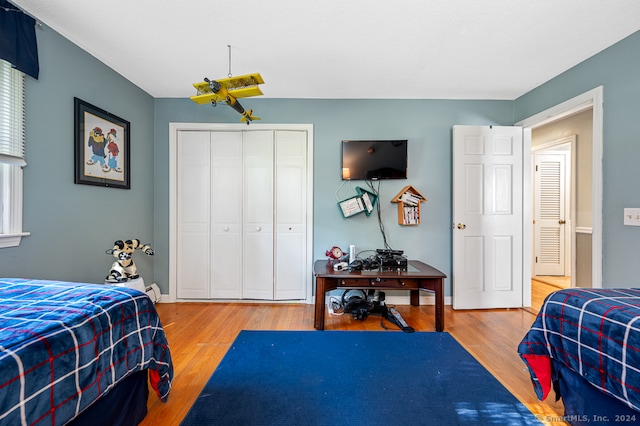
[0, 278, 173, 425]
[518, 288, 640, 412]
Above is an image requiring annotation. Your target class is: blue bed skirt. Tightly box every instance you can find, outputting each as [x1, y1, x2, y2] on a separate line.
[555, 362, 639, 425]
[68, 370, 149, 426]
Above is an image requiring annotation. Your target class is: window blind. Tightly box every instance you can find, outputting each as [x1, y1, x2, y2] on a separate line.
[0, 59, 26, 167]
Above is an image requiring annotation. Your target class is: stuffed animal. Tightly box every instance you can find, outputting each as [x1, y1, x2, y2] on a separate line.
[105, 239, 154, 283]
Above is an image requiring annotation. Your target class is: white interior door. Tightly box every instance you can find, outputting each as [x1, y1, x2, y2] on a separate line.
[453, 125, 524, 309]
[533, 152, 569, 276]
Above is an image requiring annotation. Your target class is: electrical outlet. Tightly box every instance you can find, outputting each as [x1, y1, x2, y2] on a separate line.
[624, 208, 640, 226]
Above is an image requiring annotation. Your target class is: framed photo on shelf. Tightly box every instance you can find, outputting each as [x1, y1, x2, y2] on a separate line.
[74, 97, 130, 189]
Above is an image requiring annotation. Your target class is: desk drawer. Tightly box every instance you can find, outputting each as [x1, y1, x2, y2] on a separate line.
[338, 278, 419, 289]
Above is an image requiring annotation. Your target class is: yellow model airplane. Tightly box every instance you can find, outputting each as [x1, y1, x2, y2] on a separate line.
[190, 73, 264, 123]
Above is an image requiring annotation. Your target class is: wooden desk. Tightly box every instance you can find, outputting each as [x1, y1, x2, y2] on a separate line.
[313, 260, 446, 331]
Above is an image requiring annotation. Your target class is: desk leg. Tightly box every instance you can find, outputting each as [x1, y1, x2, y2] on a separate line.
[409, 290, 419, 306]
[435, 278, 444, 332]
[314, 277, 326, 330]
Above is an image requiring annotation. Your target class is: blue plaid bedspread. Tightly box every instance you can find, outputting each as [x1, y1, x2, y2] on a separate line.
[0, 278, 173, 425]
[518, 288, 640, 411]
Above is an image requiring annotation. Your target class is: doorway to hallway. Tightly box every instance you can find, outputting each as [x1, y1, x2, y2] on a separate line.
[530, 109, 593, 290]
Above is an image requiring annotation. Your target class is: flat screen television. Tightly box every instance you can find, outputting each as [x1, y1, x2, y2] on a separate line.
[341, 140, 408, 180]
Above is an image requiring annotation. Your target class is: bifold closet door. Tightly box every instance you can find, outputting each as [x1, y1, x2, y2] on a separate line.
[274, 130, 307, 300]
[176, 128, 308, 301]
[176, 131, 211, 299]
[242, 131, 274, 299]
[210, 132, 243, 298]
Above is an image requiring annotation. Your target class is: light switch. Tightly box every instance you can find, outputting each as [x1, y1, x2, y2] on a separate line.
[624, 208, 640, 226]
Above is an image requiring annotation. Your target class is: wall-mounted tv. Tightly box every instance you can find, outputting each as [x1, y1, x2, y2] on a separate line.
[341, 140, 408, 180]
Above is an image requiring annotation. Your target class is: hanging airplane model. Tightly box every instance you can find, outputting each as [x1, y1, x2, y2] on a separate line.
[190, 73, 265, 124]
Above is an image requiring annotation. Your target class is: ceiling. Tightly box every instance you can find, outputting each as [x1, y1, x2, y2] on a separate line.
[10, 0, 640, 100]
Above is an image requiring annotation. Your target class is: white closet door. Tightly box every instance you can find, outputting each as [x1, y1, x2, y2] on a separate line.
[243, 131, 274, 299]
[176, 131, 211, 299]
[274, 131, 307, 300]
[210, 132, 243, 298]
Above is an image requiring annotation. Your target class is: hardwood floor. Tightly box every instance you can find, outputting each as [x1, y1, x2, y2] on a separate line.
[528, 279, 565, 314]
[142, 286, 566, 425]
[534, 275, 570, 289]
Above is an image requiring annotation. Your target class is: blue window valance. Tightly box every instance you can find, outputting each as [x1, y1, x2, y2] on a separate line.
[0, 0, 39, 79]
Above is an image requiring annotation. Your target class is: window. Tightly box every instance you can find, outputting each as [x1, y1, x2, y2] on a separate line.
[0, 59, 29, 247]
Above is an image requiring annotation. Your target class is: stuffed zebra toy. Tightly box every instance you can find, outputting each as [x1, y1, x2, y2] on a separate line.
[105, 239, 154, 283]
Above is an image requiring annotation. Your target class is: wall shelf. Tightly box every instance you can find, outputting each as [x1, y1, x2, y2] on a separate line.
[338, 186, 378, 218]
[391, 185, 426, 225]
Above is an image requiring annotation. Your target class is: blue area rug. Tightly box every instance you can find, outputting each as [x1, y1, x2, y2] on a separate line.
[181, 331, 540, 425]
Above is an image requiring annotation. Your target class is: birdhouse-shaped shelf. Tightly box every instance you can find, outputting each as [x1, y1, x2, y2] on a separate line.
[391, 185, 426, 225]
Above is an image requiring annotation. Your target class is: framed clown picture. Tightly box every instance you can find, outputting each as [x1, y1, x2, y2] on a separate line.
[74, 97, 130, 189]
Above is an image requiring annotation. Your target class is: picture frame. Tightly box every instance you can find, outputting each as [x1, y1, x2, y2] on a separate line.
[74, 97, 130, 189]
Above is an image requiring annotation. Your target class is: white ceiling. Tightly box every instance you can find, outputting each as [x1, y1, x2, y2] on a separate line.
[10, 0, 640, 100]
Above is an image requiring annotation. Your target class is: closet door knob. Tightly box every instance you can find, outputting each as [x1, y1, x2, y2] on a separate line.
[223, 226, 230, 232]
[256, 226, 262, 232]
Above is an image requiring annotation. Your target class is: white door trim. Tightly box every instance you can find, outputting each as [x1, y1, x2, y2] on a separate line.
[168, 122, 315, 303]
[516, 86, 603, 291]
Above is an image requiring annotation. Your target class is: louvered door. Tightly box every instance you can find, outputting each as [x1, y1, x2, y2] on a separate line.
[534, 153, 568, 276]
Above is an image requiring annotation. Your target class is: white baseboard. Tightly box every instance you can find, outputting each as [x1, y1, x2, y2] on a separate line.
[157, 293, 453, 306]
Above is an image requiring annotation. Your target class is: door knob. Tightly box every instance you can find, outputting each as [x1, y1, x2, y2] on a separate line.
[256, 226, 262, 232]
[457, 223, 466, 230]
[559, 220, 566, 224]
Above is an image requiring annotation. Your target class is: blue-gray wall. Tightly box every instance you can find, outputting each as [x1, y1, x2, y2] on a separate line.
[3, 23, 640, 295]
[0, 26, 156, 284]
[515, 30, 640, 289]
[153, 99, 513, 296]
